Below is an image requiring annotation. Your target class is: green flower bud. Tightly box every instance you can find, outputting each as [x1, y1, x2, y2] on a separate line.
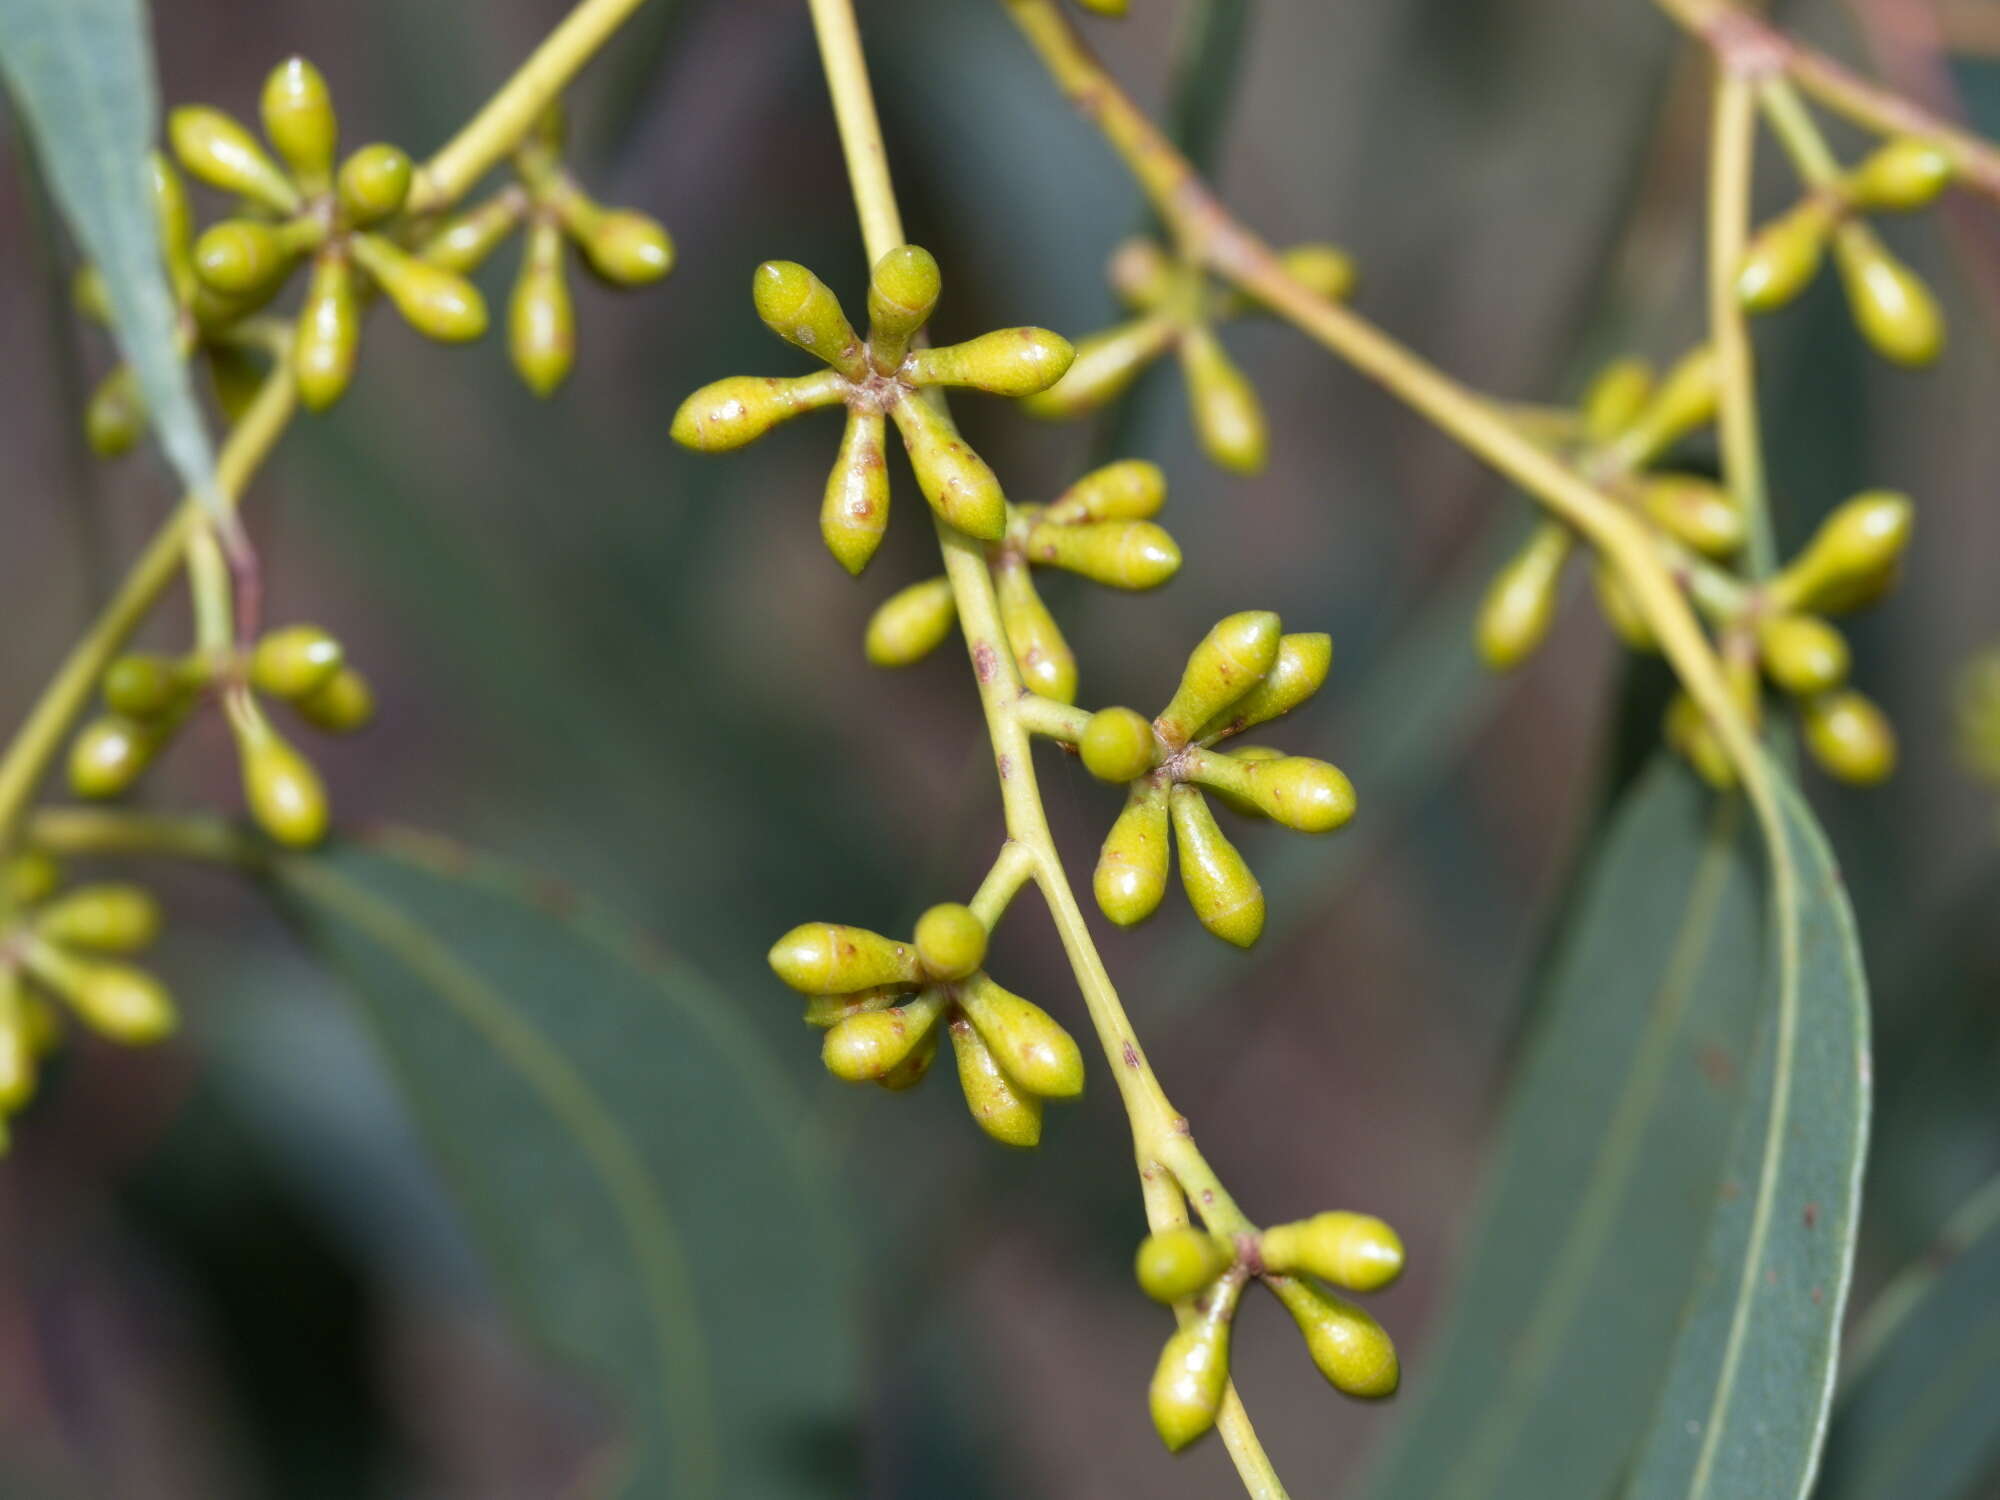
[251, 625, 344, 702]
[914, 903, 987, 981]
[821, 410, 890, 575]
[261, 57, 337, 190]
[865, 577, 956, 667]
[168, 105, 298, 212]
[73, 264, 112, 324]
[1615, 343, 1718, 466]
[1639, 475, 1746, 558]
[1758, 614, 1850, 697]
[1259, 1211, 1405, 1292]
[1592, 562, 1656, 653]
[1204, 745, 1286, 818]
[0, 972, 36, 1112]
[26, 943, 176, 1045]
[1149, 1304, 1232, 1452]
[752, 260, 865, 377]
[906, 328, 1075, 397]
[888, 395, 1008, 541]
[5, 851, 61, 907]
[1188, 751, 1355, 834]
[1095, 779, 1171, 927]
[1156, 610, 1282, 747]
[34, 884, 162, 954]
[801, 987, 903, 1029]
[336, 143, 414, 227]
[1276, 242, 1358, 303]
[1268, 1276, 1400, 1399]
[877, 1024, 940, 1091]
[670, 370, 849, 451]
[768, 922, 922, 994]
[102, 653, 189, 719]
[69, 716, 160, 798]
[149, 153, 195, 294]
[1801, 689, 1897, 785]
[1077, 0, 1129, 17]
[1023, 518, 1180, 589]
[294, 249, 362, 410]
[509, 215, 575, 397]
[85, 366, 145, 458]
[208, 344, 268, 424]
[192, 218, 297, 296]
[1845, 137, 1953, 212]
[571, 207, 675, 286]
[948, 1012, 1043, 1147]
[1477, 523, 1571, 670]
[822, 987, 948, 1083]
[1197, 631, 1331, 741]
[956, 973, 1083, 1099]
[1771, 489, 1914, 616]
[350, 234, 487, 342]
[1833, 222, 1944, 367]
[1171, 785, 1264, 947]
[867, 244, 941, 372]
[1737, 197, 1837, 314]
[1019, 316, 1177, 418]
[231, 700, 330, 847]
[1582, 357, 1654, 443]
[421, 192, 528, 275]
[1080, 706, 1158, 783]
[1180, 324, 1267, 474]
[1135, 1227, 1235, 1303]
[996, 559, 1077, 703]
[1043, 458, 1166, 524]
[1108, 236, 1174, 308]
[1664, 691, 1736, 790]
[295, 667, 375, 734]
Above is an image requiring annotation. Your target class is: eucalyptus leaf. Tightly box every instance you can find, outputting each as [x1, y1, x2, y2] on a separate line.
[0, 0, 222, 521]
[274, 833, 859, 1500]
[1361, 758, 1765, 1500]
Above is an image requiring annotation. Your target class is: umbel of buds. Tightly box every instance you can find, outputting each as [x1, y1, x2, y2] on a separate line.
[672, 246, 1075, 575]
[1136, 1210, 1404, 1452]
[768, 904, 1084, 1147]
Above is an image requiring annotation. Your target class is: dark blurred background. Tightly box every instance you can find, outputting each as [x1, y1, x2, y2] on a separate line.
[2, 0, 1997, 1495]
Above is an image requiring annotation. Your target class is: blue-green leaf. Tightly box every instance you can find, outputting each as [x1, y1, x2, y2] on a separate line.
[0, 0, 222, 520]
[274, 833, 859, 1500]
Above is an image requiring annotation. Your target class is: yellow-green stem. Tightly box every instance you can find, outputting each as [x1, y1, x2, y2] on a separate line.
[1758, 75, 1845, 187]
[1709, 71, 1777, 575]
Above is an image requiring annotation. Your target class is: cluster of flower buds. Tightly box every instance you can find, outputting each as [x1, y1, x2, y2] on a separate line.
[1136, 1210, 1403, 1451]
[1481, 351, 1912, 787]
[69, 623, 373, 847]
[1020, 237, 1356, 475]
[1066, 611, 1353, 947]
[865, 459, 1180, 701]
[1738, 134, 1952, 366]
[1, 852, 175, 1150]
[672, 246, 1076, 574]
[769, 904, 1084, 1146]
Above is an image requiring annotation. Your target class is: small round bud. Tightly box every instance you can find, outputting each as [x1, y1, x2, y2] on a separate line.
[34, 884, 162, 954]
[995, 560, 1077, 703]
[337, 143, 414, 226]
[671, 371, 848, 451]
[1259, 1211, 1405, 1292]
[102, 654, 188, 719]
[914, 903, 986, 981]
[1095, 782, 1171, 926]
[168, 105, 298, 212]
[948, 1013, 1043, 1147]
[1180, 324, 1267, 474]
[1737, 197, 1836, 314]
[1478, 523, 1571, 670]
[1269, 1277, 1400, 1399]
[1639, 475, 1746, 559]
[5, 851, 61, 907]
[1801, 690, 1897, 785]
[821, 410, 889, 575]
[1171, 785, 1265, 948]
[1135, 1227, 1234, 1303]
[1149, 1313, 1231, 1452]
[85, 367, 145, 458]
[233, 706, 331, 847]
[1833, 222, 1944, 367]
[1844, 137, 1953, 213]
[573, 208, 674, 285]
[261, 57, 337, 188]
[294, 250, 362, 410]
[251, 625, 344, 701]
[1043, 459, 1166, 524]
[350, 235, 487, 342]
[192, 219, 294, 296]
[1019, 317, 1176, 419]
[956, 974, 1083, 1099]
[1277, 242, 1358, 303]
[1157, 610, 1283, 747]
[888, 396, 1008, 542]
[768, 922, 922, 995]
[822, 990, 947, 1083]
[69, 716, 158, 798]
[295, 668, 376, 734]
[1758, 614, 1850, 697]
[1080, 707, 1157, 783]
[753, 260, 865, 375]
[866, 244, 941, 372]
[906, 328, 1076, 397]
[1582, 357, 1653, 443]
[865, 578, 957, 667]
[510, 216, 575, 397]
[1023, 519, 1181, 590]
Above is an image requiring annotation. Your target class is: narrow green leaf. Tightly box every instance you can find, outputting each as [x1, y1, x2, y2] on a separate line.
[1361, 758, 1765, 1500]
[0, 0, 222, 520]
[1624, 773, 1869, 1500]
[273, 833, 859, 1500]
[1816, 1174, 2000, 1500]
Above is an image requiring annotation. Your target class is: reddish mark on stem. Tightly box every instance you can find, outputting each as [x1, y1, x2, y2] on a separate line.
[1121, 1041, 1140, 1070]
[974, 643, 999, 682]
[997, 754, 1013, 782]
